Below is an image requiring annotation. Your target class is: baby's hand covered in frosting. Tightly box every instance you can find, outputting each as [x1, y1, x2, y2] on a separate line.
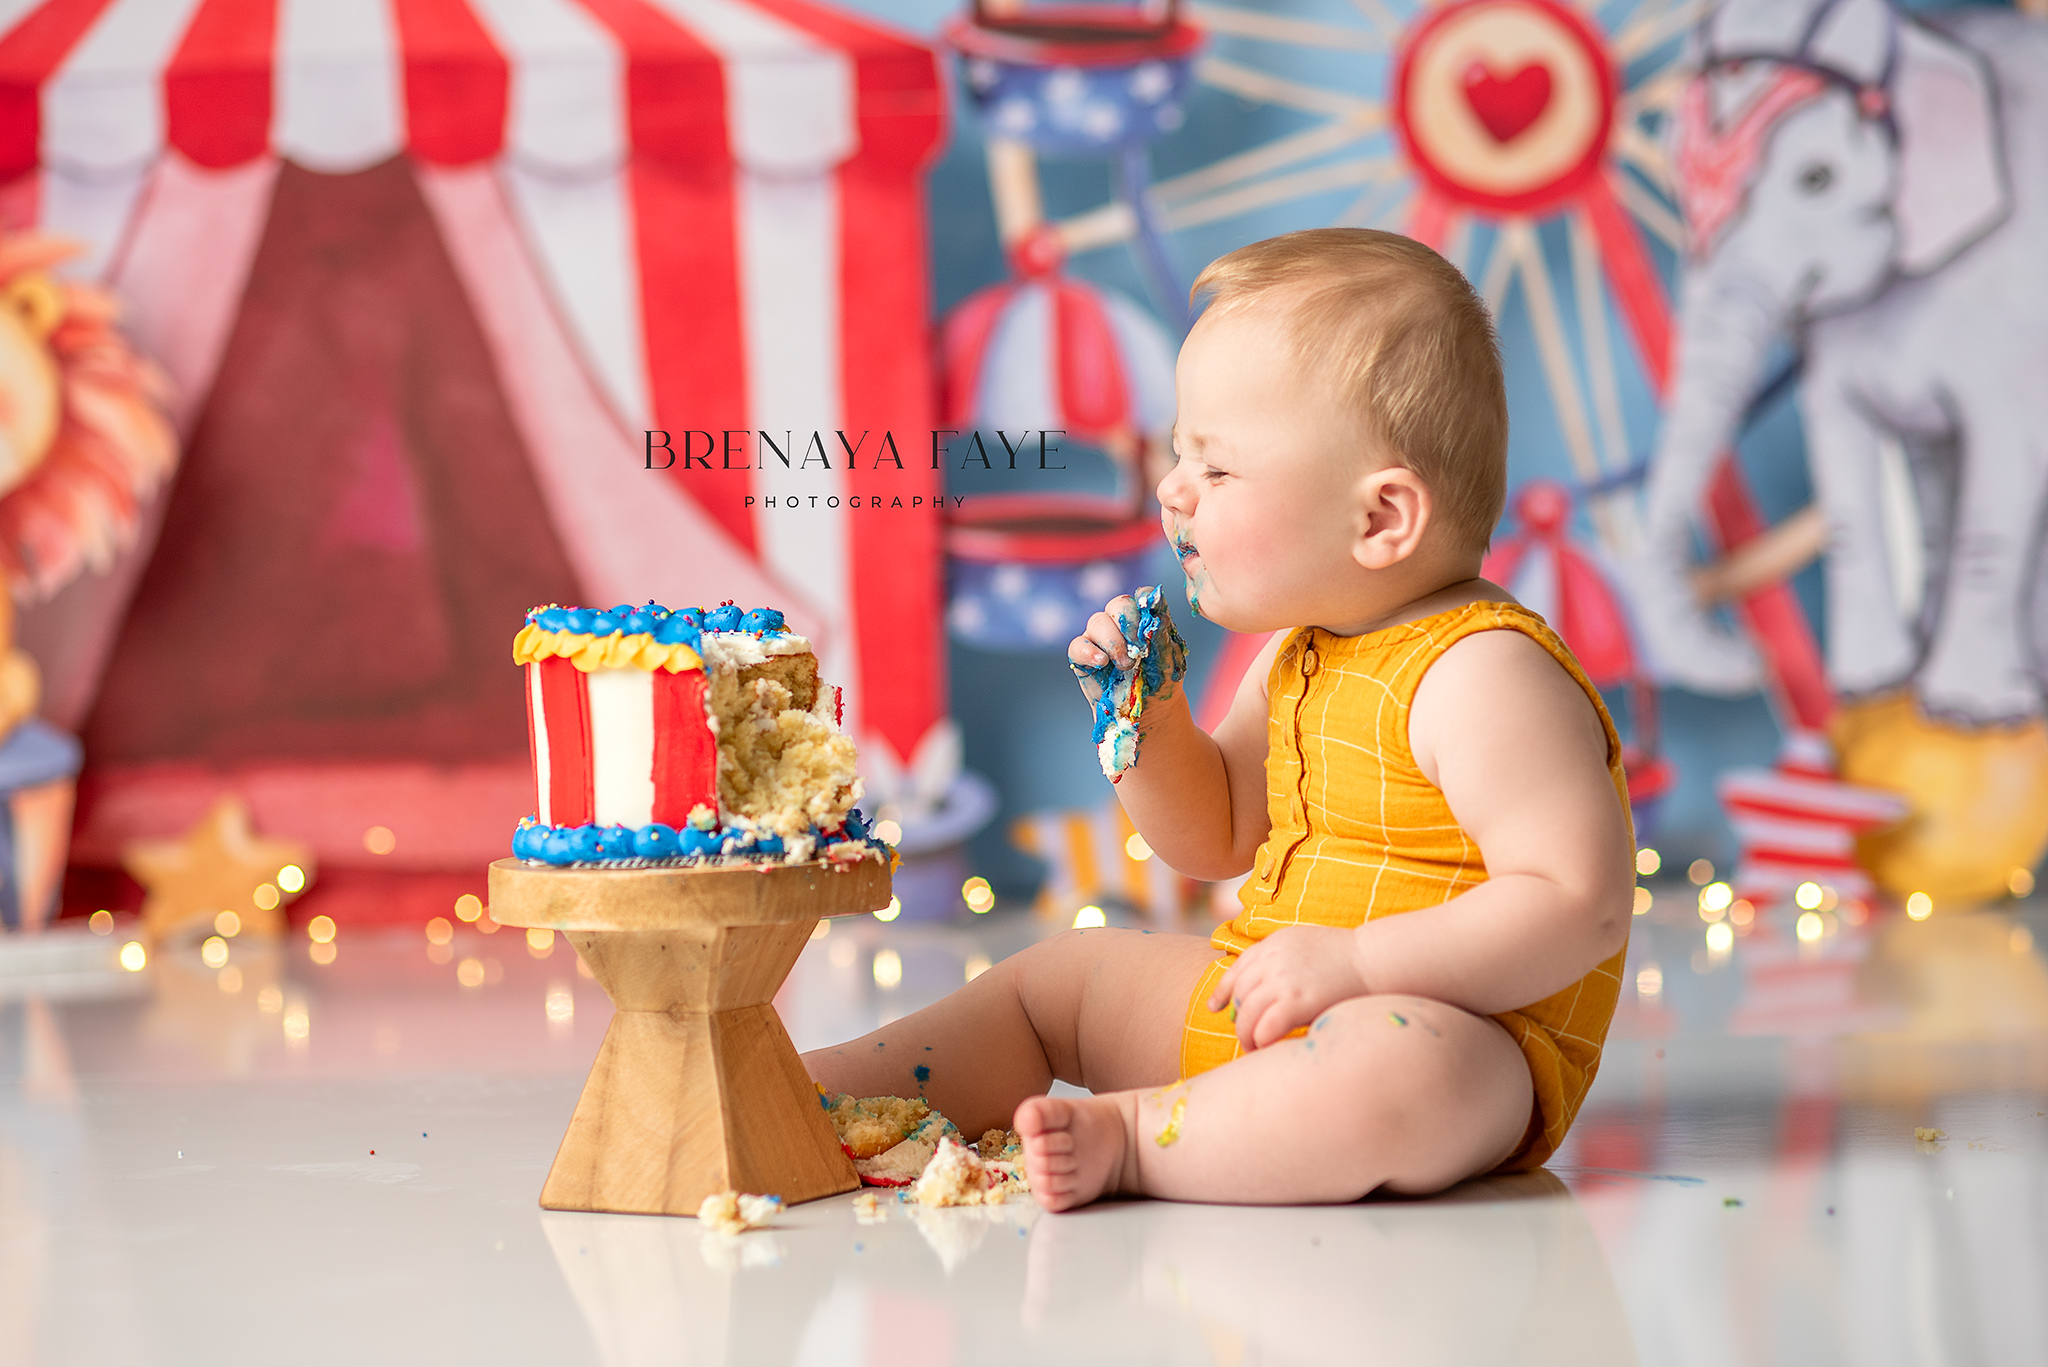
[1067, 588, 1189, 780]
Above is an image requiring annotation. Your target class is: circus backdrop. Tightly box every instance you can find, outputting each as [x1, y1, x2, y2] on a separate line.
[0, 0, 952, 919]
[918, 0, 2048, 918]
[1, 0, 2044, 930]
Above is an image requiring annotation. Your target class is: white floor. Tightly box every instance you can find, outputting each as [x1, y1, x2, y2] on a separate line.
[4, 886, 2047, 1366]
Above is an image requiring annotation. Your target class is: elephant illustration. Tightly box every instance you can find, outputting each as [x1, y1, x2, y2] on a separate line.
[1639, 0, 2048, 729]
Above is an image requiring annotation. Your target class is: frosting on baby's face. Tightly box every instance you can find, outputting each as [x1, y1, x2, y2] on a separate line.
[1158, 305, 1400, 635]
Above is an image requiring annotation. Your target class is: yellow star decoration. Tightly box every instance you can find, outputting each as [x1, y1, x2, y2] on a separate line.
[122, 796, 315, 944]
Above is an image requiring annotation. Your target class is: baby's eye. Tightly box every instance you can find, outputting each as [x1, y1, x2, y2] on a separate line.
[1202, 467, 1228, 483]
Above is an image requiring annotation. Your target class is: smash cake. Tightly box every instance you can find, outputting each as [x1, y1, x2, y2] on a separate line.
[821, 1088, 1029, 1205]
[509, 601, 893, 868]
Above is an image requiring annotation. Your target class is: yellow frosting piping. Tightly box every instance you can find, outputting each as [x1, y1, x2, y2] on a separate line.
[512, 624, 704, 674]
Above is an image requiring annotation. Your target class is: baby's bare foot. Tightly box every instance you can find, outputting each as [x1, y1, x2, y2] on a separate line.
[1015, 1093, 1134, 1212]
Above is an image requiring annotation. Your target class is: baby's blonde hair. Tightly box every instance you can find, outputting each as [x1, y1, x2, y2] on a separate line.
[1189, 228, 1508, 551]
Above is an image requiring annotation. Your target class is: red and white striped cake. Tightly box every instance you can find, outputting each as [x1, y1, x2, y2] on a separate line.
[527, 650, 725, 832]
[511, 603, 879, 866]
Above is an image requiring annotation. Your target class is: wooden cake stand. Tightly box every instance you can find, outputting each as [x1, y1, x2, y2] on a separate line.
[486, 856, 891, 1216]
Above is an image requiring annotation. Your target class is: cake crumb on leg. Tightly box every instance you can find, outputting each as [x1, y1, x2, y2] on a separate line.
[1152, 1089, 1187, 1147]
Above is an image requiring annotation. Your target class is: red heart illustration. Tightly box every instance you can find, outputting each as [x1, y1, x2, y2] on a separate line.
[1461, 60, 1553, 144]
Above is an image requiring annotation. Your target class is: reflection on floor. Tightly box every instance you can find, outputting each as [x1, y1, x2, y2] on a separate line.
[3, 883, 2046, 1365]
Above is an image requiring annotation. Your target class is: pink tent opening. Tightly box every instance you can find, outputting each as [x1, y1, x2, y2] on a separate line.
[0, 0, 949, 887]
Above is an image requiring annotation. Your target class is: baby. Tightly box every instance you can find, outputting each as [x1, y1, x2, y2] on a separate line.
[804, 228, 1634, 1209]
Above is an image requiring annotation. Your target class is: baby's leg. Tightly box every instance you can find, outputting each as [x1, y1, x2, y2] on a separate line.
[802, 928, 1218, 1137]
[1017, 993, 1533, 1209]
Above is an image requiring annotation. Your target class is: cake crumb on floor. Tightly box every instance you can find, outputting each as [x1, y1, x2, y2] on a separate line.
[823, 1093, 1030, 1202]
[822, 1089, 965, 1185]
[698, 1191, 783, 1234]
[908, 1136, 1030, 1207]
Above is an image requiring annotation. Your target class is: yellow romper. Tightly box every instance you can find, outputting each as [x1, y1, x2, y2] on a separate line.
[1180, 600, 1632, 1170]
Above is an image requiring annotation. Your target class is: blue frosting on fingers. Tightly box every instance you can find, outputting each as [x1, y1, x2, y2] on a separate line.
[1080, 586, 1188, 781]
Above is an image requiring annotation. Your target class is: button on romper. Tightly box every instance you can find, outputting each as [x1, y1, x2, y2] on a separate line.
[1179, 601, 1632, 1169]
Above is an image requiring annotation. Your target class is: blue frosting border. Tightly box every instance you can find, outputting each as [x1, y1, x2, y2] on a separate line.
[523, 601, 790, 656]
[511, 808, 889, 868]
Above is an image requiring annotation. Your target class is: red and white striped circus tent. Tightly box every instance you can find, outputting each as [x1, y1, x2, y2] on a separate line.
[0, 0, 950, 880]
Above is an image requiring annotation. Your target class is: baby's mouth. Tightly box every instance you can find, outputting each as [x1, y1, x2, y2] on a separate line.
[1162, 511, 1201, 573]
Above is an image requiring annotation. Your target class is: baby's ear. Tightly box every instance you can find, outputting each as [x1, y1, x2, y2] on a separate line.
[1354, 465, 1431, 570]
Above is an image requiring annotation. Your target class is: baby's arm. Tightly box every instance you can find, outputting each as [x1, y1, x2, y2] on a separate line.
[1215, 628, 1634, 1047]
[1069, 599, 1280, 881]
[1367, 628, 1635, 1007]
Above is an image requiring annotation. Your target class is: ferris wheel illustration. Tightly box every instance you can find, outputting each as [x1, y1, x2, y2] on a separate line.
[945, 0, 1703, 557]
[940, 0, 1710, 820]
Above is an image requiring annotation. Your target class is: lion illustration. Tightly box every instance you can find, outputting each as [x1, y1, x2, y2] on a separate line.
[0, 233, 177, 740]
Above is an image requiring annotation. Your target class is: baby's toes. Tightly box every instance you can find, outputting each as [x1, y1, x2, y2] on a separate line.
[1014, 1094, 1055, 1136]
[1029, 1127, 1077, 1158]
[1015, 1094, 1127, 1210]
